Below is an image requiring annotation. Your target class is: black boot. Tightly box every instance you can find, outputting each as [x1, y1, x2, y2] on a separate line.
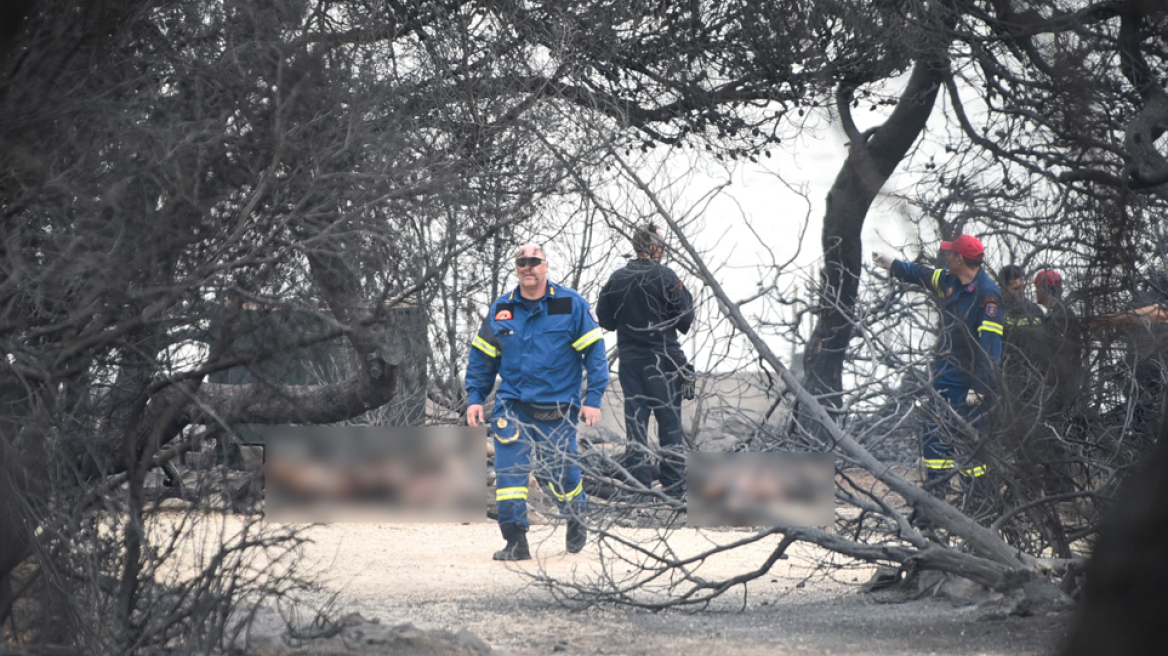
[565, 517, 587, 554]
[493, 523, 531, 561]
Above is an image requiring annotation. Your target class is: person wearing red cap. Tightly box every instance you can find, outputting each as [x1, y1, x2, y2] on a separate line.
[1029, 268, 1083, 492]
[1034, 269, 1081, 376]
[872, 235, 1002, 497]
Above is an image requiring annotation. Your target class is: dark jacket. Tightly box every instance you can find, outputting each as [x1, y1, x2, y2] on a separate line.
[1038, 298, 1084, 409]
[1001, 293, 1046, 377]
[596, 258, 693, 362]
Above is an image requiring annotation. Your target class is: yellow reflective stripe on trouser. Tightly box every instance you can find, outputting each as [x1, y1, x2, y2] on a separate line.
[572, 328, 603, 351]
[979, 321, 1004, 336]
[548, 481, 583, 502]
[962, 464, 988, 478]
[925, 459, 987, 477]
[472, 335, 499, 358]
[931, 270, 945, 297]
[496, 486, 528, 501]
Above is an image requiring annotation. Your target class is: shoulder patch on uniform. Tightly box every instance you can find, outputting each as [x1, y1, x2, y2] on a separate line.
[548, 297, 572, 315]
[678, 281, 684, 290]
[946, 286, 954, 297]
[495, 303, 514, 321]
[981, 296, 1001, 307]
[985, 303, 999, 319]
[590, 308, 599, 323]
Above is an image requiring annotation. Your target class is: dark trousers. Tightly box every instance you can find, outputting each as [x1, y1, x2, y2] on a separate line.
[619, 354, 685, 492]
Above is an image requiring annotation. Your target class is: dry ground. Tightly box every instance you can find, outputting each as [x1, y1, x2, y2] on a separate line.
[289, 522, 1072, 656]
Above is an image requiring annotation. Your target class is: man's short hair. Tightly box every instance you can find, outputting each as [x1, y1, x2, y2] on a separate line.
[632, 224, 663, 257]
[514, 243, 546, 259]
[999, 264, 1025, 285]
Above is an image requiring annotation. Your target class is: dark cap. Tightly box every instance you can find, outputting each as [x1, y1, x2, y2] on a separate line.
[940, 235, 985, 261]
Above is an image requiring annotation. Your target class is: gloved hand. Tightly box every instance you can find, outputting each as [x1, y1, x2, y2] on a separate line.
[871, 252, 894, 270]
[680, 363, 697, 401]
[965, 390, 984, 406]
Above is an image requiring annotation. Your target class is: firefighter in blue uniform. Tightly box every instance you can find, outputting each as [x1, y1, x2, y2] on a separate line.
[466, 243, 608, 561]
[873, 235, 1003, 493]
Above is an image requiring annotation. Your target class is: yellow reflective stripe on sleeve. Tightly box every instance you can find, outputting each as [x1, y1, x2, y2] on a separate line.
[572, 327, 603, 351]
[931, 270, 945, 297]
[548, 481, 584, 502]
[979, 321, 1004, 336]
[496, 486, 528, 501]
[472, 335, 499, 358]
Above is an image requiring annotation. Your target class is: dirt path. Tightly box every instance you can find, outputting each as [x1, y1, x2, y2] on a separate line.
[292, 522, 1071, 656]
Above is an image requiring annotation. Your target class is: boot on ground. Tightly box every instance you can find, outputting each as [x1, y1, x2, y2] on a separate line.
[493, 523, 531, 561]
[565, 517, 587, 554]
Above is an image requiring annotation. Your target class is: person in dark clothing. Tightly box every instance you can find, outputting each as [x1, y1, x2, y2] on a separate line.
[1033, 269, 1084, 413]
[997, 264, 1046, 399]
[1030, 269, 1084, 493]
[596, 224, 694, 497]
[999, 265, 1045, 331]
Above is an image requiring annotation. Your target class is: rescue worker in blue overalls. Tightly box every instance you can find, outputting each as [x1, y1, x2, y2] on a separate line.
[872, 235, 1003, 494]
[466, 243, 609, 561]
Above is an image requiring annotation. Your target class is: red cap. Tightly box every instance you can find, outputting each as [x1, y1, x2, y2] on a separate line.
[1034, 269, 1063, 290]
[940, 235, 985, 261]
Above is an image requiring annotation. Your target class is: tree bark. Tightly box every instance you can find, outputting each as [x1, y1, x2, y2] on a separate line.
[1061, 394, 1168, 656]
[802, 54, 949, 401]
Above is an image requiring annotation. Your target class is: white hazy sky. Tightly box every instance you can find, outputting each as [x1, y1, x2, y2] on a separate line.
[593, 72, 946, 372]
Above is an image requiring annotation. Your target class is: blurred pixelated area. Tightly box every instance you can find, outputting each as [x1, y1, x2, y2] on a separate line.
[686, 452, 834, 528]
[265, 426, 486, 523]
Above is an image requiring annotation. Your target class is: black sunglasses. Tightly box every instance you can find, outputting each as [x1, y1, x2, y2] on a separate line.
[515, 257, 544, 268]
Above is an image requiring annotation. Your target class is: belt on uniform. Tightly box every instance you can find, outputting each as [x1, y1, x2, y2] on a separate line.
[514, 400, 576, 422]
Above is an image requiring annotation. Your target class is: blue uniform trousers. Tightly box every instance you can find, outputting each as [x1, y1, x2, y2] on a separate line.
[924, 377, 989, 487]
[491, 401, 586, 532]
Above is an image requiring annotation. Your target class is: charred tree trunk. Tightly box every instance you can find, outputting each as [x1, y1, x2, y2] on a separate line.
[802, 54, 948, 402]
[1062, 394, 1168, 656]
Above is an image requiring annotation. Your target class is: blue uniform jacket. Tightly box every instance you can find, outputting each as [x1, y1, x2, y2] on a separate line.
[466, 282, 609, 409]
[890, 261, 1004, 392]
